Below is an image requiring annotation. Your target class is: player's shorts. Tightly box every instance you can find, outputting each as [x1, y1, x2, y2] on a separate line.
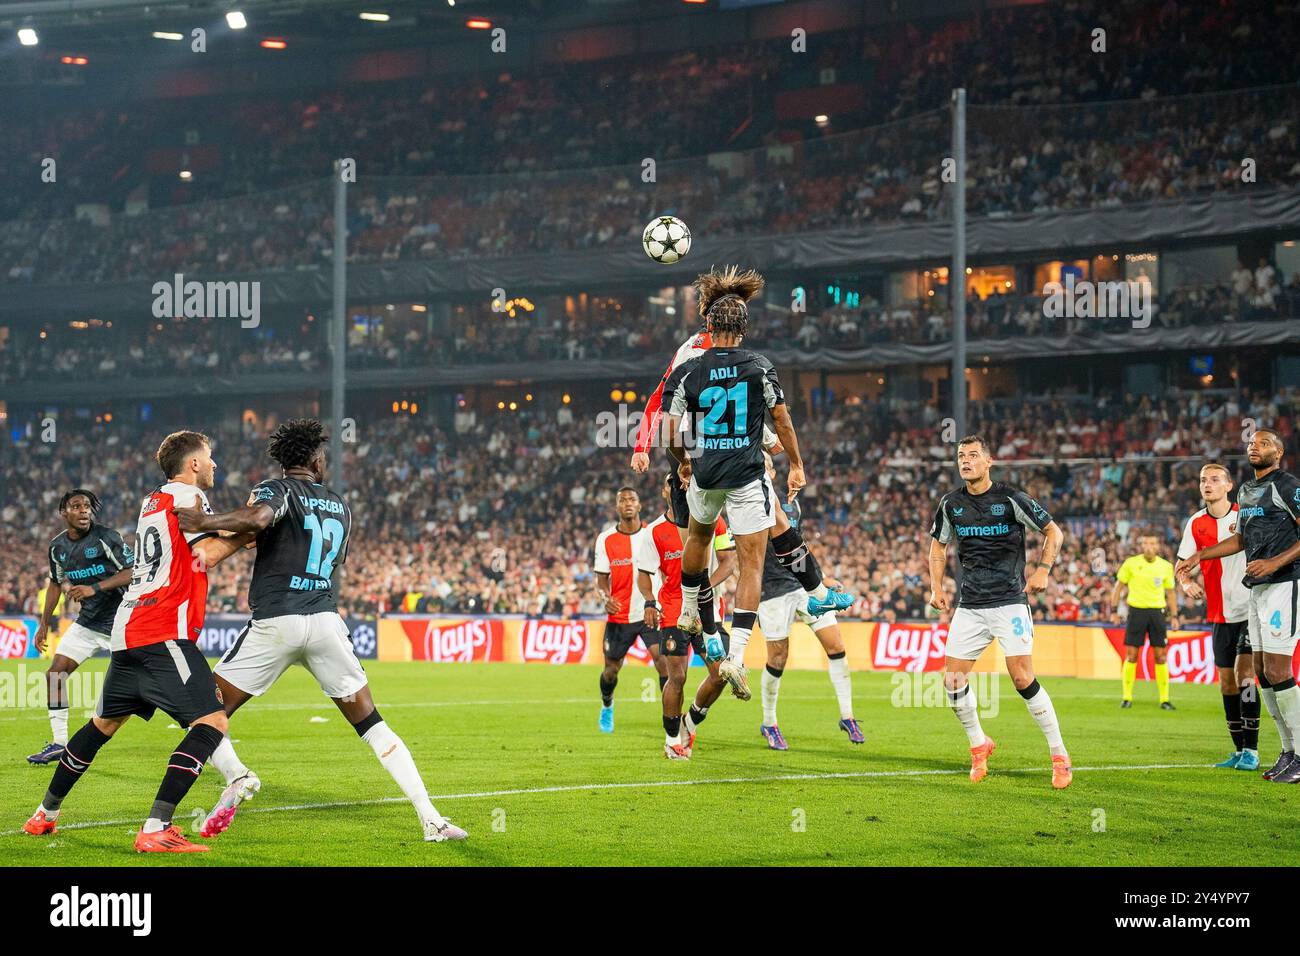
[946, 604, 1034, 661]
[658, 624, 731, 659]
[603, 621, 649, 662]
[214, 612, 368, 699]
[1246, 581, 1299, 655]
[95, 639, 223, 727]
[1211, 620, 1251, 668]
[686, 474, 776, 536]
[54, 621, 111, 665]
[1125, 607, 1168, 648]
[757, 589, 836, 641]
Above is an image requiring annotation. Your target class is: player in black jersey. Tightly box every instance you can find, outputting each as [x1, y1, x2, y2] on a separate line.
[1178, 428, 1300, 782]
[27, 490, 135, 766]
[662, 266, 853, 703]
[928, 435, 1071, 789]
[173, 419, 467, 841]
[755, 454, 862, 750]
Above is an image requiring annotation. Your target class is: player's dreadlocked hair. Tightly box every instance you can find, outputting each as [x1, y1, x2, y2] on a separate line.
[695, 265, 764, 337]
[267, 418, 328, 470]
[59, 488, 101, 514]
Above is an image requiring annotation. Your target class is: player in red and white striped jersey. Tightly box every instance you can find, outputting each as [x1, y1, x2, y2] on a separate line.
[1176, 462, 1260, 770]
[592, 487, 664, 733]
[635, 472, 738, 759]
[23, 431, 255, 852]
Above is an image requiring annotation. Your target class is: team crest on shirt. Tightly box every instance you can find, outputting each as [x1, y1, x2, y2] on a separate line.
[990, 504, 1006, 517]
[84, 546, 99, 558]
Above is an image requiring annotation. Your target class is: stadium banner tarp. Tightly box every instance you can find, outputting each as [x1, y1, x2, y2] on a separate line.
[375, 616, 1300, 681]
[196, 613, 378, 659]
[2, 188, 1297, 317]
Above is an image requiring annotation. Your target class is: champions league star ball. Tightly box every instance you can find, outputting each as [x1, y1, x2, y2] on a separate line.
[642, 216, 691, 264]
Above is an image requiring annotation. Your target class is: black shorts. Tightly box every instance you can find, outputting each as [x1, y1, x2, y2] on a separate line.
[1212, 620, 1251, 668]
[659, 624, 731, 659]
[603, 621, 649, 662]
[1125, 608, 1168, 648]
[95, 640, 224, 727]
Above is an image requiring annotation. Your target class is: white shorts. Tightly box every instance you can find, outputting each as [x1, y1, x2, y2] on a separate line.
[1246, 581, 1299, 655]
[757, 589, 836, 641]
[945, 605, 1034, 661]
[214, 612, 368, 699]
[686, 474, 777, 536]
[54, 621, 111, 664]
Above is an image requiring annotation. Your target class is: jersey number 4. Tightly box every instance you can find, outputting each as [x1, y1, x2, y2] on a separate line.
[699, 382, 748, 436]
[303, 515, 345, 578]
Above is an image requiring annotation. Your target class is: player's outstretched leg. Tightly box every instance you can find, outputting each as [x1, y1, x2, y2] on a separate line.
[347, 704, 467, 841]
[767, 513, 854, 616]
[24, 716, 122, 835]
[682, 654, 729, 756]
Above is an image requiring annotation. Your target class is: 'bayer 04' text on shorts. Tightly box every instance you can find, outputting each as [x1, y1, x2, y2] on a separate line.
[215, 611, 368, 699]
[945, 604, 1034, 661]
[686, 473, 776, 536]
[1246, 580, 1299, 656]
[757, 589, 836, 641]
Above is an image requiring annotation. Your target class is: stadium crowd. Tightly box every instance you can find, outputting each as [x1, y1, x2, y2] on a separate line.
[2, 0, 1298, 284]
[1, 387, 1294, 627]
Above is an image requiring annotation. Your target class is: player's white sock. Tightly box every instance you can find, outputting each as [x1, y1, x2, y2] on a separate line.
[362, 721, 446, 827]
[38, 804, 59, 822]
[1021, 681, 1067, 757]
[947, 682, 985, 747]
[1261, 686, 1294, 751]
[728, 610, 756, 665]
[210, 736, 249, 786]
[1272, 685, 1300, 752]
[49, 707, 69, 746]
[827, 654, 854, 719]
[761, 666, 781, 726]
[142, 818, 167, 834]
[808, 583, 829, 601]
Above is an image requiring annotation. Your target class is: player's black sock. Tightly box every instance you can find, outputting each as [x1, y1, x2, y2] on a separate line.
[599, 676, 616, 707]
[688, 704, 709, 726]
[698, 580, 717, 633]
[42, 720, 112, 812]
[770, 528, 823, 592]
[1241, 681, 1261, 750]
[663, 714, 681, 737]
[1222, 692, 1243, 751]
[148, 724, 224, 827]
[658, 674, 668, 692]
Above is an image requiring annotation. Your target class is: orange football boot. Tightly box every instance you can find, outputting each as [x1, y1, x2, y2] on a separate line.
[134, 825, 210, 853]
[1051, 754, 1073, 789]
[23, 810, 57, 835]
[969, 737, 996, 782]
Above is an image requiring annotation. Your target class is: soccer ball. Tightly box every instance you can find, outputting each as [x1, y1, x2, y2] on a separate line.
[642, 216, 691, 264]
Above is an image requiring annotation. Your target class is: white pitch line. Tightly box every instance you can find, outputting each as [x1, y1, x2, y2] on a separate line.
[0, 762, 1210, 838]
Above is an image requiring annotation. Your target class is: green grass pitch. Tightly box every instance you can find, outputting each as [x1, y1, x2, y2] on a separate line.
[2, 659, 1297, 866]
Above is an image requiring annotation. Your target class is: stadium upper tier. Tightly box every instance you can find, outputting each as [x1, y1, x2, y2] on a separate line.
[1, 388, 1294, 623]
[2, 0, 1295, 227]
